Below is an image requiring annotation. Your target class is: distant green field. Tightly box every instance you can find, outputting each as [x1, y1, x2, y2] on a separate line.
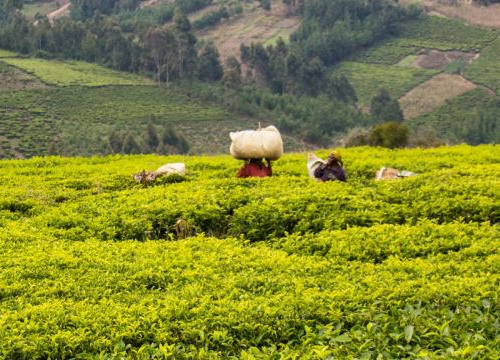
[332, 61, 438, 107]
[354, 16, 499, 65]
[397, 16, 499, 51]
[396, 55, 418, 67]
[2, 58, 151, 86]
[0, 85, 255, 157]
[409, 88, 500, 144]
[352, 39, 419, 65]
[0, 61, 10, 73]
[463, 37, 500, 95]
[22, 1, 58, 18]
[263, 28, 294, 46]
[0, 49, 17, 58]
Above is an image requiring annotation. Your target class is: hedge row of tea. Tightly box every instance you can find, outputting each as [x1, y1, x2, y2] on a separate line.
[0, 145, 499, 358]
[354, 16, 499, 65]
[0, 83, 252, 157]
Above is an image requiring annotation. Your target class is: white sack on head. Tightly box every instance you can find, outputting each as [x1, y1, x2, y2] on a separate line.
[229, 125, 283, 160]
[156, 162, 186, 176]
[307, 153, 325, 179]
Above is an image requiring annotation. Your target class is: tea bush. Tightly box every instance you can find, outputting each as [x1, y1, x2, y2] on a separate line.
[0, 145, 499, 358]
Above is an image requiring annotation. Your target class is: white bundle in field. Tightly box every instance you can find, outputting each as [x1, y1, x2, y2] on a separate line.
[229, 125, 283, 160]
[306, 153, 326, 179]
[156, 162, 186, 176]
[375, 167, 417, 180]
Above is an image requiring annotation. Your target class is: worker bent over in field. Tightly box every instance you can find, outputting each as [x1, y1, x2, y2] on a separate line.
[314, 151, 346, 182]
[237, 158, 272, 178]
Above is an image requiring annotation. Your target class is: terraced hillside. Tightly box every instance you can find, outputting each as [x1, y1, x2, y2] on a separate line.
[4, 0, 500, 153]
[0, 53, 286, 158]
[0, 145, 499, 358]
[329, 14, 500, 143]
[194, 0, 300, 63]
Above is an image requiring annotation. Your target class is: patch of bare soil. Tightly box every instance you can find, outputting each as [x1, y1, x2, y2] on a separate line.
[411, 49, 478, 70]
[47, 0, 71, 22]
[402, 0, 500, 28]
[0, 66, 47, 91]
[139, 0, 167, 9]
[399, 73, 477, 119]
[197, 1, 300, 63]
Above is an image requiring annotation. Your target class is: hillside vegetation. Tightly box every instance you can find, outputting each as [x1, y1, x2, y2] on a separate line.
[0, 82, 262, 157]
[2, 58, 152, 86]
[0, 145, 499, 358]
[1, 0, 500, 158]
[343, 15, 499, 102]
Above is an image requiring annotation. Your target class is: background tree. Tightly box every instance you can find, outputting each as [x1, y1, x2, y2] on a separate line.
[108, 131, 123, 153]
[33, 15, 53, 54]
[260, 0, 271, 11]
[369, 122, 409, 148]
[464, 106, 500, 144]
[51, 17, 86, 58]
[160, 124, 190, 154]
[122, 133, 141, 154]
[326, 74, 357, 104]
[222, 56, 242, 89]
[176, 132, 190, 154]
[298, 57, 326, 96]
[145, 122, 160, 153]
[172, 9, 197, 79]
[197, 42, 223, 82]
[0, 0, 23, 23]
[162, 124, 179, 148]
[370, 88, 404, 123]
[145, 26, 177, 85]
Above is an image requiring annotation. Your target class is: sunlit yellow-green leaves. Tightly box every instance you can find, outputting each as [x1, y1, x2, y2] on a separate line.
[1, 58, 152, 86]
[0, 145, 499, 358]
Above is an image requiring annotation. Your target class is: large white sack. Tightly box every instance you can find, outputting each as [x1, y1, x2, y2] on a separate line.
[307, 153, 325, 179]
[156, 162, 186, 176]
[229, 125, 283, 160]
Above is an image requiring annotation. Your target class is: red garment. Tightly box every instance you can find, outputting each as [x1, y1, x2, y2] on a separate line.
[237, 161, 272, 178]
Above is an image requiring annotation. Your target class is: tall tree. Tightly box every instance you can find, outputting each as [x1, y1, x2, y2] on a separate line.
[370, 88, 404, 123]
[145, 26, 177, 85]
[0, 0, 23, 23]
[369, 121, 409, 148]
[122, 133, 141, 154]
[172, 9, 197, 79]
[197, 42, 223, 82]
[33, 16, 53, 54]
[145, 122, 159, 152]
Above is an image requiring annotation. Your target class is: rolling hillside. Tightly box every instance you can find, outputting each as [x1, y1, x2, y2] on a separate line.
[0, 53, 312, 158]
[2, 0, 500, 159]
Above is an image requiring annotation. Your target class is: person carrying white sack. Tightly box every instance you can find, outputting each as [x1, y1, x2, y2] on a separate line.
[229, 125, 283, 178]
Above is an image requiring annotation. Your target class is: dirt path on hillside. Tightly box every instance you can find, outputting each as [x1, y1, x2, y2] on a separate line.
[47, 0, 71, 22]
[139, 0, 160, 9]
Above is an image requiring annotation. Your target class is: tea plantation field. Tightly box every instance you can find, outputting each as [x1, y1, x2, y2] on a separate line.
[338, 15, 500, 111]
[0, 54, 264, 157]
[0, 145, 499, 358]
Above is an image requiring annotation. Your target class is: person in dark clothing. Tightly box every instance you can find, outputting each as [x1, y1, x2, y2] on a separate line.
[314, 151, 346, 182]
[237, 158, 272, 178]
